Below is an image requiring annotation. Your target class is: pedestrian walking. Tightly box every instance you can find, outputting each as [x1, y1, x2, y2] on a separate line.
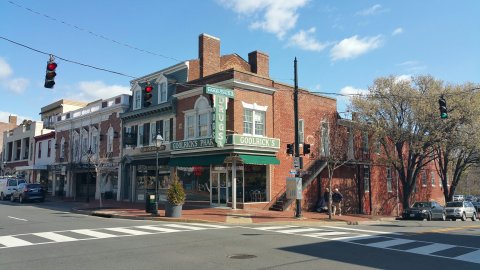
[332, 188, 343, 216]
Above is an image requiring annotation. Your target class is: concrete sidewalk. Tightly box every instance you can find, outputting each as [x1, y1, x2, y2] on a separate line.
[52, 197, 396, 225]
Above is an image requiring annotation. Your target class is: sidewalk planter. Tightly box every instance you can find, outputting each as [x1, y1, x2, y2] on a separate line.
[165, 177, 185, 218]
[165, 202, 183, 218]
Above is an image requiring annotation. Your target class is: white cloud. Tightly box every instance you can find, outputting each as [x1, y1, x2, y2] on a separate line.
[0, 58, 13, 78]
[397, 60, 426, 72]
[394, 75, 412, 83]
[356, 4, 387, 16]
[339, 86, 368, 97]
[66, 81, 130, 102]
[330, 35, 383, 61]
[0, 57, 29, 94]
[218, 0, 309, 39]
[392, 27, 403, 36]
[288, 28, 328, 52]
[0, 111, 31, 124]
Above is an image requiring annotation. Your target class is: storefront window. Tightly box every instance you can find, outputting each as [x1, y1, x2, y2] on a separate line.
[177, 166, 210, 202]
[135, 165, 170, 201]
[244, 165, 267, 202]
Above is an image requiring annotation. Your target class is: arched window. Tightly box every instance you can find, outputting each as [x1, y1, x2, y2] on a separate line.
[184, 96, 212, 139]
[107, 127, 114, 153]
[157, 75, 168, 104]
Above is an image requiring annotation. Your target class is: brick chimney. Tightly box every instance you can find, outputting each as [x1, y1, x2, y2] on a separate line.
[8, 115, 17, 125]
[199, 33, 220, 78]
[248, 51, 269, 78]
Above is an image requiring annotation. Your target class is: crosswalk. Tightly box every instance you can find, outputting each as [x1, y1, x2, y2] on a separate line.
[0, 223, 229, 249]
[251, 225, 480, 264]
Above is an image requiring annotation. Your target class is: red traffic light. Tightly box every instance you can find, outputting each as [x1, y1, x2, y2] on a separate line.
[47, 62, 57, 71]
[145, 85, 153, 93]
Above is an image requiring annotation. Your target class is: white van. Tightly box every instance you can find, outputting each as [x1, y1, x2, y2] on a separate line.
[0, 178, 26, 200]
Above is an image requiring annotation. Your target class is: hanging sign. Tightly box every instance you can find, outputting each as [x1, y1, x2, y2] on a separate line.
[204, 85, 235, 148]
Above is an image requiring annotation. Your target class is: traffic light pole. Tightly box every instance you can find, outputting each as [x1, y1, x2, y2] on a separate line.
[293, 57, 301, 218]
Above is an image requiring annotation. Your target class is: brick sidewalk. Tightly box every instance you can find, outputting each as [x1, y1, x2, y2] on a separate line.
[51, 197, 395, 225]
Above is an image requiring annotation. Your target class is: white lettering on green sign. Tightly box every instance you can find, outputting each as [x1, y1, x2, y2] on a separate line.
[214, 95, 227, 147]
[204, 85, 235, 99]
[232, 135, 280, 148]
[171, 138, 215, 151]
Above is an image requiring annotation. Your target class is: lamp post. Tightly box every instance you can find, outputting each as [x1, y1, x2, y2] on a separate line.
[86, 146, 93, 203]
[152, 134, 164, 216]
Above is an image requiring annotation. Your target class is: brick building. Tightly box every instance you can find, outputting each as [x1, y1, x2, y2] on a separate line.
[0, 115, 18, 176]
[53, 95, 129, 200]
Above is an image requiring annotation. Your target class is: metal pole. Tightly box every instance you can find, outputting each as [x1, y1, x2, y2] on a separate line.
[152, 143, 159, 216]
[294, 57, 301, 218]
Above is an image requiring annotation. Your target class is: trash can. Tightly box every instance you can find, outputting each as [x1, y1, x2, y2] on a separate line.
[145, 192, 156, 213]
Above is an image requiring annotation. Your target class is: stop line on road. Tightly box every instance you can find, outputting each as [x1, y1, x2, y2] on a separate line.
[252, 225, 480, 264]
[0, 223, 229, 249]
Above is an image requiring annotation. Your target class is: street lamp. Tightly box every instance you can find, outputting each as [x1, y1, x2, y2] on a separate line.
[86, 146, 94, 203]
[152, 134, 164, 216]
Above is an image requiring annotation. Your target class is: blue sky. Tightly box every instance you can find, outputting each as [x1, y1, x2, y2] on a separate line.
[1, 0, 479, 123]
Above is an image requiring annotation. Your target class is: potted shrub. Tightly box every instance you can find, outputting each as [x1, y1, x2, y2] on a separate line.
[165, 177, 185, 218]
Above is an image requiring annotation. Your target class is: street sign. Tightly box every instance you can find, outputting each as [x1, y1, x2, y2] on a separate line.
[293, 157, 300, 169]
[286, 177, 302, 200]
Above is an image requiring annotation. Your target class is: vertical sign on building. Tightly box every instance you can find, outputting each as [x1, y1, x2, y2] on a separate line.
[204, 85, 235, 148]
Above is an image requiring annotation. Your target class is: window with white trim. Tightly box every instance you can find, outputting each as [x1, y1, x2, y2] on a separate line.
[431, 171, 435, 186]
[91, 127, 98, 155]
[184, 96, 212, 139]
[133, 89, 141, 110]
[73, 131, 80, 162]
[243, 109, 265, 136]
[320, 121, 329, 157]
[60, 137, 65, 159]
[298, 119, 304, 144]
[158, 80, 167, 103]
[362, 132, 369, 154]
[386, 167, 393, 192]
[107, 127, 114, 153]
[422, 171, 427, 186]
[364, 166, 370, 192]
[81, 129, 88, 156]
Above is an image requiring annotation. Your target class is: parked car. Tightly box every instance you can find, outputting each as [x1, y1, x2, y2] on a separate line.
[465, 195, 475, 201]
[402, 201, 446, 221]
[471, 201, 480, 213]
[453, 194, 465, 201]
[0, 178, 26, 200]
[445, 201, 477, 221]
[10, 183, 46, 203]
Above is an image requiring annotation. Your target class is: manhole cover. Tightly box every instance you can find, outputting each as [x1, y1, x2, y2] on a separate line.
[228, 254, 257, 259]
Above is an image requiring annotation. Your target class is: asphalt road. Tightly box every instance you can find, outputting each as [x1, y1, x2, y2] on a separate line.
[1, 201, 480, 270]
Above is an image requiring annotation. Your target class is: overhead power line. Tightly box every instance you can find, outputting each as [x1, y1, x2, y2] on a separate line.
[0, 35, 137, 78]
[7, 0, 181, 63]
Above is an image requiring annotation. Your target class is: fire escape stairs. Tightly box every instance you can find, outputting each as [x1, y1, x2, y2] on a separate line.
[269, 159, 327, 211]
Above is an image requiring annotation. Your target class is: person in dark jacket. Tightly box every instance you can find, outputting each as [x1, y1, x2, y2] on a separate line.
[332, 188, 343, 216]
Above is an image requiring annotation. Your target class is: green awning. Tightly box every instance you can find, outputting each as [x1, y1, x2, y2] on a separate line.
[168, 154, 228, 167]
[238, 154, 280, 165]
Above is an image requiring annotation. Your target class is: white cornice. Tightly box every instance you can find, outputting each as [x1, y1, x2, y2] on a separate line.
[173, 79, 276, 100]
[130, 61, 189, 86]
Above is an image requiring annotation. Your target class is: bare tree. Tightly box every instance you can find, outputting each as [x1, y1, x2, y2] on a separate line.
[317, 113, 351, 219]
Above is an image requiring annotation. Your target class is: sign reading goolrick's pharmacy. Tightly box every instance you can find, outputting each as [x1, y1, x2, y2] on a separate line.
[204, 85, 235, 148]
[230, 134, 280, 148]
[171, 137, 215, 151]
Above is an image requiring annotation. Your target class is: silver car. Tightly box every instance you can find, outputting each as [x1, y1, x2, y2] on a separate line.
[445, 201, 477, 221]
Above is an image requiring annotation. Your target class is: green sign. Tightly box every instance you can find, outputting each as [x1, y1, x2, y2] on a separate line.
[171, 138, 215, 151]
[204, 85, 235, 99]
[231, 134, 280, 148]
[213, 95, 227, 147]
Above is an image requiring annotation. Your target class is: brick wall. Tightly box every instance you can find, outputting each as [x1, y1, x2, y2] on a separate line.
[199, 33, 220, 78]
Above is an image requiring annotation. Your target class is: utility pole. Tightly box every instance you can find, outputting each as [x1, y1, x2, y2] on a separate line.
[294, 57, 301, 218]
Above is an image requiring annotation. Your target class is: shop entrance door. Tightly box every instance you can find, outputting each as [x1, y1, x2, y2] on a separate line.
[211, 171, 229, 206]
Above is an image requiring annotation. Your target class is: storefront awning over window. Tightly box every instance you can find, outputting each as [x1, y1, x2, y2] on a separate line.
[238, 154, 280, 165]
[169, 154, 228, 167]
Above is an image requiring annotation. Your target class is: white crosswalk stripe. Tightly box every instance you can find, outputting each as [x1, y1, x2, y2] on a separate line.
[251, 225, 480, 265]
[0, 223, 229, 250]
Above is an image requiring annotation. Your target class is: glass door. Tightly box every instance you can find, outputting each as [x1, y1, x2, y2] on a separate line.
[210, 171, 229, 206]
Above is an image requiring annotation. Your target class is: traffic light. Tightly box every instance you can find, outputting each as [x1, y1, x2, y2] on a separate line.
[286, 143, 294, 155]
[303, 144, 311, 155]
[438, 96, 448, 119]
[44, 55, 57, 89]
[144, 82, 153, 107]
